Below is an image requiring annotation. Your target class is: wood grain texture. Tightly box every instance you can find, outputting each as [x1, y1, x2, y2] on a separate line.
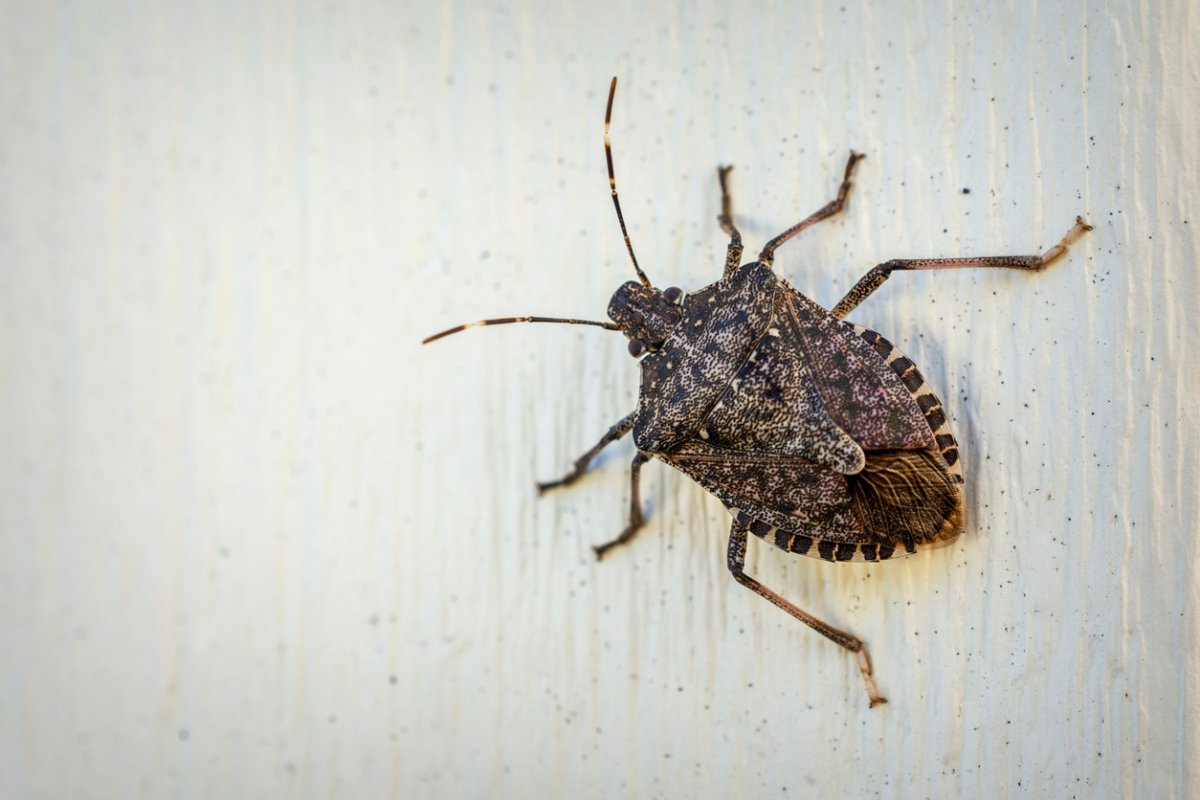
[0, 0, 1196, 797]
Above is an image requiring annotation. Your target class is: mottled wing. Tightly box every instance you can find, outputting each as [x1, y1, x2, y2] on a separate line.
[664, 439, 962, 558]
[701, 321, 866, 474]
[678, 284, 965, 562]
[716, 310, 966, 562]
[659, 441, 866, 540]
[845, 448, 962, 554]
[776, 282, 934, 451]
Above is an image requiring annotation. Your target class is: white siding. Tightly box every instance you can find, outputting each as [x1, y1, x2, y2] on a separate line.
[1, 1, 1196, 797]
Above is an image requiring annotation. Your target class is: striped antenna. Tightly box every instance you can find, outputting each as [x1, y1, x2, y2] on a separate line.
[423, 316, 621, 345]
[605, 77, 651, 287]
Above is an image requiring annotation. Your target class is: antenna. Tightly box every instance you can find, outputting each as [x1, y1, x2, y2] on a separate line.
[422, 316, 620, 345]
[605, 77, 651, 287]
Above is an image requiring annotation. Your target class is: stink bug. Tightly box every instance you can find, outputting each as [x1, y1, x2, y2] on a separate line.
[424, 77, 1092, 707]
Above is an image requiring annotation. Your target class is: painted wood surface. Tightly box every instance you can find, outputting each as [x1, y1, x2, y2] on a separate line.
[1, 1, 1196, 797]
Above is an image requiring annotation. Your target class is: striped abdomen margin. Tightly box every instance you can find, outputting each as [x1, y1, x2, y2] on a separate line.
[851, 323, 963, 486]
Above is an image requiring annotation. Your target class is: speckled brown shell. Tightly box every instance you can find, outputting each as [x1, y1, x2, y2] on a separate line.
[636, 261, 964, 563]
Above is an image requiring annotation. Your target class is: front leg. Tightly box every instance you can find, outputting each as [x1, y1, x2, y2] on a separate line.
[593, 452, 650, 560]
[727, 520, 886, 707]
[537, 411, 637, 493]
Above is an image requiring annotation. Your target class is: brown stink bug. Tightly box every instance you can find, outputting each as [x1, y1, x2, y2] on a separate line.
[424, 77, 1092, 707]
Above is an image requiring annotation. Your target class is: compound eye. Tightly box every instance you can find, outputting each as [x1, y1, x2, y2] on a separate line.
[663, 286, 683, 304]
[627, 338, 647, 357]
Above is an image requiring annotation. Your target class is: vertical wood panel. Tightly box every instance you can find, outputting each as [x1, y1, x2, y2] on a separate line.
[0, 0, 1196, 797]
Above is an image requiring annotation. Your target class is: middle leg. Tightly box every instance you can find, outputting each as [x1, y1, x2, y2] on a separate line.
[593, 452, 650, 560]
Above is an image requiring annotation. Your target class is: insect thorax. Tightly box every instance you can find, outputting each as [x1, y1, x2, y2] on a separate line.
[630, 262, 778, 453]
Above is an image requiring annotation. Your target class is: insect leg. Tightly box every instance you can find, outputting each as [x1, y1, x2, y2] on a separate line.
[758, 151, 865, 263]
[726, 520, 887, 707]
[537, 411, 637, 494]
[831, 216, 1093, 319]
[593, 452, 650, 560]
[717, 165, 743, 277]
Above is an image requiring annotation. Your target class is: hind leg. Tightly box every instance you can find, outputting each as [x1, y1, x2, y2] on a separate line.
[726, 520, 886, 707]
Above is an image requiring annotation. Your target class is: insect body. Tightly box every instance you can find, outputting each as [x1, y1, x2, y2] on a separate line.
[424, 78, 1092, 707]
